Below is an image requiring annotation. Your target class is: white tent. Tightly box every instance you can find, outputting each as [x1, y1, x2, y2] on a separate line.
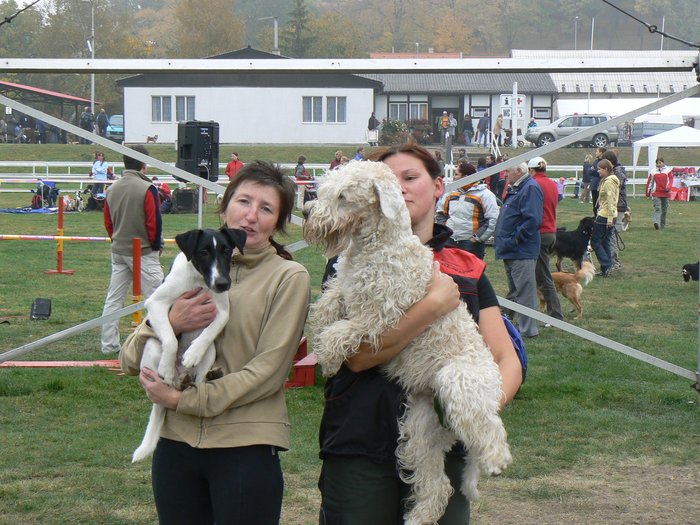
[633, 125, 700, 175]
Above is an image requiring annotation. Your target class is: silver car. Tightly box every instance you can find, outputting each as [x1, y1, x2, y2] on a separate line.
[525, 114, 618, 148]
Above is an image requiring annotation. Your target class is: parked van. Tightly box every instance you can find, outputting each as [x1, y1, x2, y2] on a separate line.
[631, 114, 683, 141]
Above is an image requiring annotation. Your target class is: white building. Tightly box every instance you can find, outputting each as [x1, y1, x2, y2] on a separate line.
[117, 47, 381, 145]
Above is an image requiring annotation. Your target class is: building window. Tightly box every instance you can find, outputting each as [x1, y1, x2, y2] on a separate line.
[175, 96, 195, 121]
[532, 107, 551, 119]
[389, 102, 408, 121]
[326, 96, 347, 123]
[151, 96, 172, 122]
[409, 103, 428, 121]
[303, 96, 323, 123]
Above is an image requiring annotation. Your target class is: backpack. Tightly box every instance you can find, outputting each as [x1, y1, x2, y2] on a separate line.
[502, 314, 528, 382]
[31, 193, 42, 209]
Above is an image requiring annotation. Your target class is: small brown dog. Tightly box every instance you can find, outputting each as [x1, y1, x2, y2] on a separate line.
[146, 134, 158, 143]
[620, 208, 632, 231]
[540, 261, 596, 319]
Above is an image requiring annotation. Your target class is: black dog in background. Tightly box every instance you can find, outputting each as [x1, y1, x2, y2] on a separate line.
[553, 216, 595, 271]
[682, 262, 699, 282]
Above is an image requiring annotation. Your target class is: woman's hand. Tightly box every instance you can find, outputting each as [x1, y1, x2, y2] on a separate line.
[139, 368, 181, 409]
[425, 261, 461, 317]
[168, 288, 217, 335]
[345, 262, 460, 372]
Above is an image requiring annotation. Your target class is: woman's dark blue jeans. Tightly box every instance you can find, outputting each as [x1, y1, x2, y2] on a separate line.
[591, 217, 613, 274]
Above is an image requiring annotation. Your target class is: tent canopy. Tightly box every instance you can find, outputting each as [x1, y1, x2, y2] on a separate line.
[633, 125, 700, 175]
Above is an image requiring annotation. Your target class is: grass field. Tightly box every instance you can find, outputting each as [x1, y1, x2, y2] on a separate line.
[1, 141, 700, 168]
[0, 155, 699, 524]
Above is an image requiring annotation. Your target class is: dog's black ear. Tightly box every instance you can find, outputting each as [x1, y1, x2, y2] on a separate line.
[222, 227, 247, 254]
[175, 229, 202, 260]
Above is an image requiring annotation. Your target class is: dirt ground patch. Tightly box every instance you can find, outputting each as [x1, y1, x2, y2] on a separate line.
[471, 459, 699, 525]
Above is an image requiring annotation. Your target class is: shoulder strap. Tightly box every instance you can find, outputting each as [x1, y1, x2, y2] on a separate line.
[501, 315, 528, 382]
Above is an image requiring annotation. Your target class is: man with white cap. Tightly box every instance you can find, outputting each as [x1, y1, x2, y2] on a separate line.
[529, 156, 564, 323]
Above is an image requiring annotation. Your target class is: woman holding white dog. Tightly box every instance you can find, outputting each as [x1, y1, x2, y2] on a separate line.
[121, 161, 310, 525]
[317, 143, 523, 525]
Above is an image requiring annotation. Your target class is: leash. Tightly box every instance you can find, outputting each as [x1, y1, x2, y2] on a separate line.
[614, 228, 626, 251]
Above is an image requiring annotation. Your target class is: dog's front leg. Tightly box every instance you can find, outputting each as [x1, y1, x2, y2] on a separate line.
[314, 319, 365, 376]
[181, 300, 229, 369]
[310, 278, 346, 334]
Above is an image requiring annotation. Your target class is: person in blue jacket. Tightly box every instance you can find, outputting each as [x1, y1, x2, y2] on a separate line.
[494, 161, 543, 338]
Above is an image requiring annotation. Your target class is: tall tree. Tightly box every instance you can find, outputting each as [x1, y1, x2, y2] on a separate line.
[280, 0, 315, 58]
[170, 0, 245, 58]
[0, 0, 44, 58]
[306, 11, 367, 58]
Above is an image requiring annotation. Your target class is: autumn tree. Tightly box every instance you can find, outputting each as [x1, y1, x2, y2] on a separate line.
[170, 0, 245, 58]
[306, 11, 368, 58]
[280, 0, 315, 58]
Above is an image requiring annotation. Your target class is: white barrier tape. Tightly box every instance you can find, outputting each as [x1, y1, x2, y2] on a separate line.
[0, 302, 143, 363]
[497, 296, 695, 382]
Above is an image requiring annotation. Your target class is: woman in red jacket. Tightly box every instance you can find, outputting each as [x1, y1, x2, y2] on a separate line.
[645, 157, 673, 230]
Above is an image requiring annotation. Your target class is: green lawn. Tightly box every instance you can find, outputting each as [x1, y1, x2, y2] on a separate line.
[0, 165, 698, 524]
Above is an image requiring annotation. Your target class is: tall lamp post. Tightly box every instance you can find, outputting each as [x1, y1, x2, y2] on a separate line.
[83, 0, 95, 115]
[574, 16, 579, 50]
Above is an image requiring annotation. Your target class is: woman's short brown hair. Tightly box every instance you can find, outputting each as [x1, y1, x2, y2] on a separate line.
[367, 143, 442, 180]
[218, 160, 296, 235]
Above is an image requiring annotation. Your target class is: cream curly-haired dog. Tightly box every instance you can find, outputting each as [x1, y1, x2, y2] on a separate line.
[303, 161, 511, 525]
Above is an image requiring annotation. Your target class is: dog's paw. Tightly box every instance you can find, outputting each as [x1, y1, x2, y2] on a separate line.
[181, 344, 206, 369]
[206, 367, 223, 381]
[478, 444, 512, 476]
[177, 372, 194, 390]
[182, 347, 200, 368]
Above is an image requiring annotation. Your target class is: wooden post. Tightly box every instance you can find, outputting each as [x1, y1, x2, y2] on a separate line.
[46, 196, 75, 275]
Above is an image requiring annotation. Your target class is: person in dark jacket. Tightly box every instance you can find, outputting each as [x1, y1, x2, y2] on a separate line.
[494, 161, 543, 338]
[317, 143, 523, 525]
[581, 154, 593, 203]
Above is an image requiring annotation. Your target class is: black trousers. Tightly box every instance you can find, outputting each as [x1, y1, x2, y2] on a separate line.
[152, 438, 283, 525]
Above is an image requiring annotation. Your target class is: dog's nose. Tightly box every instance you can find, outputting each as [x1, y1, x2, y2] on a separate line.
[213, 278, 231, 293]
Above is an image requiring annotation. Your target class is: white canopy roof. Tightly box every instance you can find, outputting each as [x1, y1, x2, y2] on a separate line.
[633, 125, 700, 175]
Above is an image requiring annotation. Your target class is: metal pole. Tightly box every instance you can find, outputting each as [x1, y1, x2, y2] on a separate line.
[660, 16, 665, 51]
[90, 1, 95, 115]
[574, 16, 579, 50]
[273, 17, 279, 54]
[512, 81, 517, 150]
[590, 17, 595, 50]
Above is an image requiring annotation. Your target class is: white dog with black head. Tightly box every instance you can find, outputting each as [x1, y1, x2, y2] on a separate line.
[132, 227, 246, 463]
[303, 161, 511, 525]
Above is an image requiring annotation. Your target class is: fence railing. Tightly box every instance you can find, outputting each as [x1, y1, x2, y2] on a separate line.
[0, 161, 678, 199]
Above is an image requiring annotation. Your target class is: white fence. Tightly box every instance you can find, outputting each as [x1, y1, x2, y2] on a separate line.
[0, 162, 653, 197]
